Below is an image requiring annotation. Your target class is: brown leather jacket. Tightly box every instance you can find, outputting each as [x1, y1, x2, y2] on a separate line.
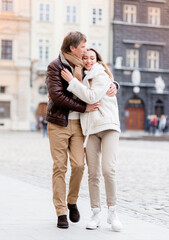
[45, 55, 86, 127]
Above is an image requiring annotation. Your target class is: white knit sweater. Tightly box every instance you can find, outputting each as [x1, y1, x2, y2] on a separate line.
[67, 63, 121, 146]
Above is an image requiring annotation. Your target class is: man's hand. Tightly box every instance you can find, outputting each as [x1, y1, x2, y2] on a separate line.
[86, 102, 101, 112]
[107, 83, 117, 97]
[61, 68, 74, 82]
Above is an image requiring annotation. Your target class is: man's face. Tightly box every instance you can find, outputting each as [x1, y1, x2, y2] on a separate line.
[70, 40, 86, 59]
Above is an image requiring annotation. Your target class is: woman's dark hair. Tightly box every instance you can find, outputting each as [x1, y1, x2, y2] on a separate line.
[61, 31, 86, 53]
[86, 48, 113, 80]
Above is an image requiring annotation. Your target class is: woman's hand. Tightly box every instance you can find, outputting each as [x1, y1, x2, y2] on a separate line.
[106, 83, 117, 97]
[61, 68, 74, 82]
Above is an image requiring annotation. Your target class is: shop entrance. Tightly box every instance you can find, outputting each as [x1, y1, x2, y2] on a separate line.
[37, 102, 47, 117]
[125, 98, 145, 130]
[37, 102, 47, 129]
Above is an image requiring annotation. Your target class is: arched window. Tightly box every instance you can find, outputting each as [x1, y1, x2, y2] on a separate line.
[155, 99, 164, 117]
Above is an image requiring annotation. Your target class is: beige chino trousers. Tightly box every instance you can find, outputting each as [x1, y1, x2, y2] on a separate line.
[86, 130, 119, 209]
[47, 120, 85, 216]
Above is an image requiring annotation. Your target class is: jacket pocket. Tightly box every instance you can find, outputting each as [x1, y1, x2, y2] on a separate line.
[98, 107, 105, 117]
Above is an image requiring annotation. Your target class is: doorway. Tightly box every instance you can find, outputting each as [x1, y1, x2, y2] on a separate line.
[125, 98, 145, 130]
[37, 102, 47, 129]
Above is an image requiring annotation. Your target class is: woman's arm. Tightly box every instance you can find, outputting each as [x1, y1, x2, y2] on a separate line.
[61, 68, 111, 104]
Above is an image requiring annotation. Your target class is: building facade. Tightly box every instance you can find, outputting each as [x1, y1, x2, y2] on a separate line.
[113, 0, 169, 131]
[0, 0, 114, 130]
[0, 0, 31, 130]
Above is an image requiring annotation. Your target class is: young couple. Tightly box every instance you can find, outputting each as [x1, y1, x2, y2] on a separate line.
[46, 31, 122, 231]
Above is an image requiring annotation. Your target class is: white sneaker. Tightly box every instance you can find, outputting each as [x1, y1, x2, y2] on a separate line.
[86, 208, 101, 230]
[107, 206, 122, 231]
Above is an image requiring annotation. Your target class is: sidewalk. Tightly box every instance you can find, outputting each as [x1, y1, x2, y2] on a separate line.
[120, 130, 169, 141]
[0, 175, 169, 240]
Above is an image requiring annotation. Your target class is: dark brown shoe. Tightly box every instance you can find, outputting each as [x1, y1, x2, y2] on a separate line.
[67, 203, 80, 223]
[57, 215, 69, 229]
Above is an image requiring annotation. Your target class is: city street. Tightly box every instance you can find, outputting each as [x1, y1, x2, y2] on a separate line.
[0, 131, 169, 229]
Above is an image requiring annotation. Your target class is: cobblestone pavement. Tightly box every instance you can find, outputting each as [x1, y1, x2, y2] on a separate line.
[0, 131, 169, 228]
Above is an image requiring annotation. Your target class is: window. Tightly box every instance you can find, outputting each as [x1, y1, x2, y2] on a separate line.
[38, 39, 49, 70]
[148, 7, 161, 25]
[0, 101, 10, 118]
[123, 5, 136, 23]
[39, 86, 47, 95]
[126, 49, 139, 68]
[92, 8, 103, 25]
[0, 86, 6, 93]
[39, 3, 50, 21]
[147, 50, 159, 69]
[66, 5, 77, 23]
[1, 0, 13, 11]
[1, 40, 12, 60]
[91, 42, 103, 55]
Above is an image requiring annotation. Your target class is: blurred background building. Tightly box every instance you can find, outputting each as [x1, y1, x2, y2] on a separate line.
[0, 0, 31, 130]
[0, 0, 169, 131]
[113, 0, 169, 131]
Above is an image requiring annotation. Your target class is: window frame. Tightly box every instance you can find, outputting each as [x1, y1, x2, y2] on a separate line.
[91, 41, 103, 56]
[123, 4, 137, 23]
[126, 49, 139, 68]
[1, 0, 13, 12]
[0, 86, 6, 93]
[65, 5, 77, 24]
[147, 50, 159, 69]
[92, 7, 103, 25]
[0, 101, 10, 119]
[1, 40, 13, 60]
[39, 3, 50, 22]
[38, 38, 50, 70]
[148, 7, 161, 25]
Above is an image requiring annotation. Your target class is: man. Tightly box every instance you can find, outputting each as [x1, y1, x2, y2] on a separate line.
[46, 31, 100, 229]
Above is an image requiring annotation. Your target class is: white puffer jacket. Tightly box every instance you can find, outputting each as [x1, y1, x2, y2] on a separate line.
[67, 63, 121, 146]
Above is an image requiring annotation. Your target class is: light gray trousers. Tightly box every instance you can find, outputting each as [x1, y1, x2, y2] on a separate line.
[86, 130, 119, 209]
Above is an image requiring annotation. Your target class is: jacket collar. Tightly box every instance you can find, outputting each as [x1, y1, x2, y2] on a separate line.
[84, 63, 105, 79]
[59, 51, 73, 72]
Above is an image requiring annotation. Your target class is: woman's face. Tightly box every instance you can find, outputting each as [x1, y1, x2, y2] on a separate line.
[83, 50, 97, 70]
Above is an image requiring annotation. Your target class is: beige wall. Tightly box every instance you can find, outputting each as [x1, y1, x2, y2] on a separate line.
[0, 0, 31, 130]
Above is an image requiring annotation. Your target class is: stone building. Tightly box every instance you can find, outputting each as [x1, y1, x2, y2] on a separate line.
[0, 0, 31, 130]
[113, 0, 169, 131]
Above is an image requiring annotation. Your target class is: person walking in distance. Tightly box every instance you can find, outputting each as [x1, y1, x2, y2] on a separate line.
[46, 32, 100, 229]
[61, 48, 122, 231]
[41, 117, 48, 137]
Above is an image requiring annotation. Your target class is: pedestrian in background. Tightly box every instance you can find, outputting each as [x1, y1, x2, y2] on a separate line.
[159, 115, 167, 133]
[41, 117, 48, 137]
[61, 48, 122, 231]
[45, 32, 100, 229]
[150, 115, 158, 134]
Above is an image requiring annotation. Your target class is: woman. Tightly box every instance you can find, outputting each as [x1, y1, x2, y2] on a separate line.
[61, 48, 122, 231]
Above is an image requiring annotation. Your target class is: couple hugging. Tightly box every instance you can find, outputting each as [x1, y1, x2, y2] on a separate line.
[46, 31, 122, 231]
